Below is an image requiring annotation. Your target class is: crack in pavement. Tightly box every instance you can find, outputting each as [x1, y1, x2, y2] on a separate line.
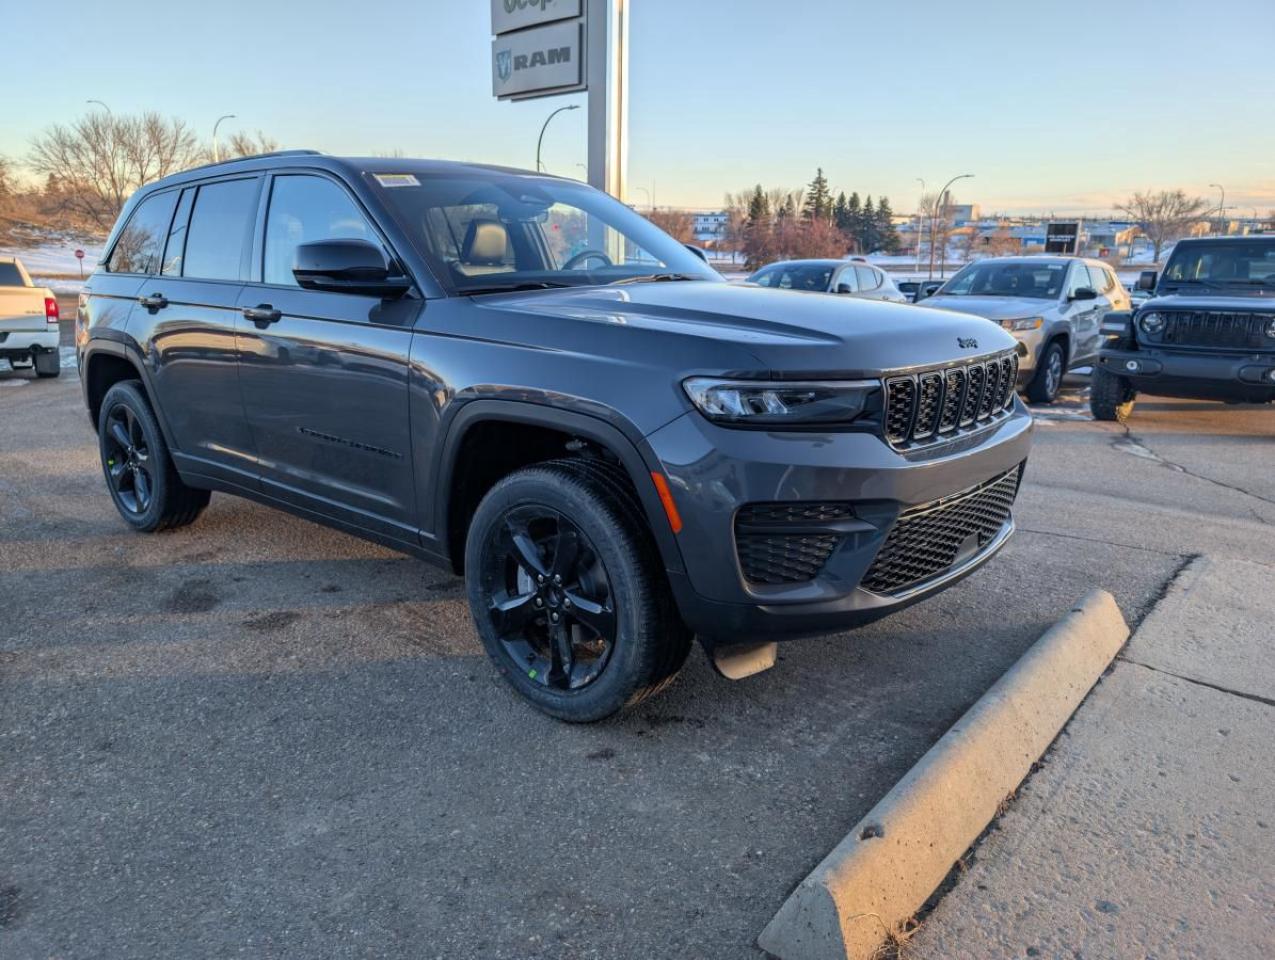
[1118, 656, 1275, 709]
[1111, 424, 1275, 520]
[1017, 526, 1188, 558]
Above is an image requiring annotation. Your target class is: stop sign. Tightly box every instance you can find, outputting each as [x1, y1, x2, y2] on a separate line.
[74, 249, 85, 260]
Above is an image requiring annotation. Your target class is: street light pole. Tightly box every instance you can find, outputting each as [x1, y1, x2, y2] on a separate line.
[1209, 183, 1225, 234]
[634, 186, 651, 210]
[86, 99, 112, 116]
[933, 173, 974, 280]
[536, 104, 580, 174]
[914, 177, 926, 273]
[212, 114, 237, 164]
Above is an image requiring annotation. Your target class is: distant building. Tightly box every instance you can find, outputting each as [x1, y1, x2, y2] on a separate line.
[692, 212, 728, 242]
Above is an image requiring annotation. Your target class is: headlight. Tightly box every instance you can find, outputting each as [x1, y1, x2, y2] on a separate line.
[1000, 316, 1044, 332]
[683, 378, 878, 426]
[1265, 316, 1275, 339]
[1139, 312, 1165, 335]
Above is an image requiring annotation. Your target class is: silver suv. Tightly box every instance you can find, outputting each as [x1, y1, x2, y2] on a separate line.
[920, 256, 1130, 403]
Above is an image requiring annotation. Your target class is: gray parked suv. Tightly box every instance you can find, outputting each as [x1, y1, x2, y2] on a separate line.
[746, 259, 908, 302]
[921, 256, 1130, 403]
[78, 151, 1032, 720]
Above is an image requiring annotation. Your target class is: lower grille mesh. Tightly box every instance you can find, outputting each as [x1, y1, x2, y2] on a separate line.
[861, 467, 1021, 594]
[735, 502, 854, 584]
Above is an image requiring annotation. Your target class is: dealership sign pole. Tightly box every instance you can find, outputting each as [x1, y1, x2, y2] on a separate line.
[491, 0, 628, 202]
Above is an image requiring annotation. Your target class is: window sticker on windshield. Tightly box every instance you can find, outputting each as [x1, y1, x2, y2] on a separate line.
[374, 173, 419, 188]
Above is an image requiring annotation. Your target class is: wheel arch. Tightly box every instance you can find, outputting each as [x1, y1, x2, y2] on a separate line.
[82, 340, 179, 450]
[433, 400, 686, 579]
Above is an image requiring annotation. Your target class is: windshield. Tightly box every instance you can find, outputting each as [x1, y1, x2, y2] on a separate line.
[938, 261, 1066, 300]
[748, 264, 834, 291]
[370, 172, 720, 294]
[1163, 241, 1275, 287]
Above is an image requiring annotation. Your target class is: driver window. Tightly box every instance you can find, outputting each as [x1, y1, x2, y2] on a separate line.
[835, 267, 858, 292]
[1066, 263, 1092, 297]
[264, 175, 382, 286]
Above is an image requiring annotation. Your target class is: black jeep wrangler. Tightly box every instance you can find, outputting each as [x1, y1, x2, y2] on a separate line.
[1092, 236, 1275, 421]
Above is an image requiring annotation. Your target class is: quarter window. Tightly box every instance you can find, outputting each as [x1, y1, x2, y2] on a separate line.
[264, 175, 384, 286]
[105, 190, 179, 275]
[182, 178, 260, 282]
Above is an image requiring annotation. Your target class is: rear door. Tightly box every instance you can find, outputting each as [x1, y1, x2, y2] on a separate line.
[235, 171, 421, 544]
[1063, 261, 1102, 365]
[136, 176, 261, 487]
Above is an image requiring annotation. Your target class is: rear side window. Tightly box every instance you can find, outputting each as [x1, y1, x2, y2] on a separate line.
[106, 190, 179, 275]
[263, 175, 383, 286]
[182, 178, 260, 281]
[161, 188, 195, 277]
[855, 266, 880, 290]
[0, 262, 25, 286]
[1087, 264, 1114, 294]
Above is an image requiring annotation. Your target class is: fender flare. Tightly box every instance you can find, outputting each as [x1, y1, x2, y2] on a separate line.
[81, 335, 181, 452]
[432, 399, 686, 576]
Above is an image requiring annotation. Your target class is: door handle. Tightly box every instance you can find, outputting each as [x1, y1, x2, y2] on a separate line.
[138, 293, 168, 310]
[243, 304, 282, 328]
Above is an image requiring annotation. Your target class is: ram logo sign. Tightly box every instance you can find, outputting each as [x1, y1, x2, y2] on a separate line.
[491, 19, 584, 100]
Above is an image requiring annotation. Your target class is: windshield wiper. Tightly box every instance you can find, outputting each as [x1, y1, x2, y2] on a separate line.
[464, 280, 573, 296]
[612, 272, 703, 285]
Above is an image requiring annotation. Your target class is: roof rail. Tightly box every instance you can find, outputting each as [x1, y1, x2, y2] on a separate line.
[178, 149, 324, 177]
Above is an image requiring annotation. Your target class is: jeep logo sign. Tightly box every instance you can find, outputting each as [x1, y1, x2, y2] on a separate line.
[491, 19, 583, 99]
[491, 0, 581, 35]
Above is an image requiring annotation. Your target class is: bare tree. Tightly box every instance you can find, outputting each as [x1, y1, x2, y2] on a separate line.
[217, 130, 280, 161]
[1117, 189, 1208, 263]
[29, 111, 201, 231]
[645, 208, 695, 243]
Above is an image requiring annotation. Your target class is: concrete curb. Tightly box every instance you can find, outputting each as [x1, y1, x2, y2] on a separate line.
[758, 589, 1129, 960]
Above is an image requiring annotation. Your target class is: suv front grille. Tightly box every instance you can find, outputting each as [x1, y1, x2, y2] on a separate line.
[861, 466, 1022, 595]
[1158, 311, 1274, 351]
[735, 501, 855, 584]
[883, 351, 1018, 449]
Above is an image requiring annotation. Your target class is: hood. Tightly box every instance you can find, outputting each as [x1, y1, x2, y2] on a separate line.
[1144, 291, 1275, 311]
[920, 295, 1057, 322]
[476, 281, 1015, 378]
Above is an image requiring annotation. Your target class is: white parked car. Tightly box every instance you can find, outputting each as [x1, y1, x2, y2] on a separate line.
[0, 257, 61, 377]
[746, 259, 909, 302]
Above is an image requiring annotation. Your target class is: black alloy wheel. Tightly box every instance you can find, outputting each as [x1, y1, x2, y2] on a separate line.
[483, 506, 617, 691]
[103, 402, 155, 515]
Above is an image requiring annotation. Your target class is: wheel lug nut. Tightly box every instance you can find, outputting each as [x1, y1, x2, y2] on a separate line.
[563, 598, 572, 608]
[536, 574, 545, 584]
[553, 574, 562, 584]
[533, 597, 543, 607]
[550, 612, 559, 622]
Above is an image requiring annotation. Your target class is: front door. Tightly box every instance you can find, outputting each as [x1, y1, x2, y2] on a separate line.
[235, 172, 421, 544]
[1063, 261, 1102, 366]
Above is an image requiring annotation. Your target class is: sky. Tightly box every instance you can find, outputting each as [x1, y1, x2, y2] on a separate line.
[5, 0, 1274, 216]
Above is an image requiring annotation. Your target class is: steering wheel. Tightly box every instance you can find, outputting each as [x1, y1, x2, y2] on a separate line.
[562, 249, 613, 270]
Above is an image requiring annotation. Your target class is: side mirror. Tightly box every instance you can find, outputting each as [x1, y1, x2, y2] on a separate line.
[684, 244, 709, 263]
[1137, 270, 1157, 291]
[835, 283, 854, 294]
[293, 239, 411, 298]
[1070, 286, 1098, 301]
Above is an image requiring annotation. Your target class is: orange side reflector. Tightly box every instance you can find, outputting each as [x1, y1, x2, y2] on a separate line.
[650, 472, 683, 534]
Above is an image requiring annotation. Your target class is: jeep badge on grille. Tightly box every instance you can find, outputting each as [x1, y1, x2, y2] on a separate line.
[958, 337, 979, 349]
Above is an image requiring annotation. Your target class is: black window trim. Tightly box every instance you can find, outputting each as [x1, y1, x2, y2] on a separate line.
[248, 167, 417, 297]
[102, 186, 182, 277]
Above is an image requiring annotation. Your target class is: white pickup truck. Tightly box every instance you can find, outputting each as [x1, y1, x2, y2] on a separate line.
[0, 256, 61, 377]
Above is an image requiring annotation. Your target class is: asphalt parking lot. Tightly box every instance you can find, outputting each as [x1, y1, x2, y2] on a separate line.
[1, 350, 1271, 959]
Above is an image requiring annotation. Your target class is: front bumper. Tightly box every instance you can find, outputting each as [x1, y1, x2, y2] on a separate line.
[648, 403, 1034, 640]
[1097, 346, 1275, 403]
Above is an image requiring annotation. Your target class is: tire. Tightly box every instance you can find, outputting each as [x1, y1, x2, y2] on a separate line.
[465, 459, 692, 722]
[1090, 366, 1137, 423]
[97, 380, 211, 532]
[34, 349, 61, 378]
[1025, 340, 1065, 404]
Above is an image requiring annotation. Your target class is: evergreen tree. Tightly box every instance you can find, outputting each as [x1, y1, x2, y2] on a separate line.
[862, 197, 877, 252]
[746, 184, 769, 225]
[875, 196, 901, 254]
[833, 191, 848, 232]
[845, 192, 862, 252]
[777, 194, 796, 221]
[802, 167, 832, 221]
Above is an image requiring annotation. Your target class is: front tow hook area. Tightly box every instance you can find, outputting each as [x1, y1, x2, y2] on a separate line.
[702, 637, 779, 680]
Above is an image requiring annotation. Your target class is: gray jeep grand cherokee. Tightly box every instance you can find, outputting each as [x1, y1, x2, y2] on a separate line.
[77, 151, 1032, 720]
